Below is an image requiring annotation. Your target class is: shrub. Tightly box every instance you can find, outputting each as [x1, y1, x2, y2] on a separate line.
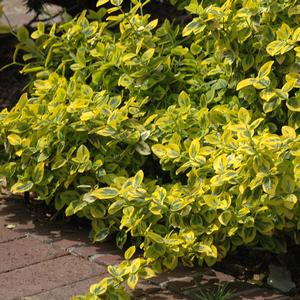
[0, 0, 300, 299]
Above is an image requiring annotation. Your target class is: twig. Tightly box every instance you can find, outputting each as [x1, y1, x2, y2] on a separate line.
[2, 11, 17, 37]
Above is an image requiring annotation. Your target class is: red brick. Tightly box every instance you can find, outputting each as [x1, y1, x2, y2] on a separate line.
[0, 198, 90, 244]
[91, 253, 124, 266]
[0, 255, 106, 299]
[231, 288, 293, 300]
[149, 266, 205, 286]
[0, 198, 47, 236]
[0, 237, 65, 273]
[68, 243, 121, 258]
[0, 226, 25, 243]
[49, 231, 91, 250]
[135, 290, 187, 300]
[132, 282, 161, 297]
[201, 268, 235, 283]
[23, 276, 101, 300]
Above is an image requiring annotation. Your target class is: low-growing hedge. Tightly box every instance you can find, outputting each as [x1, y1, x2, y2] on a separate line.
[0, 0, 300, 299]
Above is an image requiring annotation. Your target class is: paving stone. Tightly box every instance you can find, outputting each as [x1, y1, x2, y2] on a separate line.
[132, 282, 161, 297]
[150, 266, 234, 293]
[0, 198, 43, 234]
[149, 266, 205, 286]
[0, 255, 106, 300]
[67, 243, 124, 266]
[183, 280, 294, 300]
[22, 276, 101, 300]
[49, 231, 91, 250]
[89, 253, 124, 267]
[0, 226, 25, 243]
[231, 288, 293, 300]
[0, 237, 65, 273]
[0, 0, 62, 28]
[0, 198, 89, 242]
[136, 290, 187, 300]
[68, 243, 120, 257]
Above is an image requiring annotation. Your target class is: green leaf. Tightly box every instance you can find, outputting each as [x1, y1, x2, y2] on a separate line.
[240, 227, 256, 244]
[263, 176, 278, 195]
[133, 170, 144, 187]
[178, 91, 190, 107]
[242, 54, 254, 71]
[127, 273, 138, 290]
[65, 201, 87, 216]
[110, 0, 123, 5]
[182, 20, 205, 37]
[288, 5, 300, 16]
[90, 279, 107, 296]
[151, 144, 166, 158]
[255, 219, 274, 234]
[139, 267, 156, 279]
[75, 145, 90, 163]
[141, 48, 155, 62]
[118, 74, 134, 88]
[93, 228, 110, 242]
[218, 211, 231, 226]
[163, 255, 178, 270]
[96, 0, 109, 7]
[293, 28, 300, 42]
[51, 158, 67, 170]
[17, 26, 29, 42]
[7, 134, 22, 146]
[91, 187, 119, 199]
[11, 181, 34, 193]
[147, 232, 165, 244]
[189, 139, 200, 160]
[125, 246, 136, 260]
[286, 96, 300, 112]
[32, 162, 44, 184]
[238, 108, 251, 124]
[281, 176, 295, 194]
[213, 155, 227, 174]
[108, 200, 125, 214]
[283, 194, 297, 210]
[135, 141, 151, 156]
[277, 23, 292, 40]
[266, 40, 288, 56]
[258, 61, 274, 78]
[236, 78, 257, 90]
[171, 46, 189, 56]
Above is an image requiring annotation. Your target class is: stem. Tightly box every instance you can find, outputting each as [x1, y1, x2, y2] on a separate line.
[119, 6, 139, 36]
[2, 11, 17, 38]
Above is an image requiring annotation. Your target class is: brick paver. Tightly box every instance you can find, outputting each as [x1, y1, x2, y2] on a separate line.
[23, 276, 102, 300]
[0, 197, 298, 300]
[0, 237, 65, 273]
[0, 255, 105, 299]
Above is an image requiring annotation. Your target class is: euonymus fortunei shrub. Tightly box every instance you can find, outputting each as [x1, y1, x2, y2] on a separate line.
[1, 0, 300, 298]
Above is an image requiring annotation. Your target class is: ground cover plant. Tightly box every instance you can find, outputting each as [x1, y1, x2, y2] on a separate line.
[0, 0, 300, 298]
